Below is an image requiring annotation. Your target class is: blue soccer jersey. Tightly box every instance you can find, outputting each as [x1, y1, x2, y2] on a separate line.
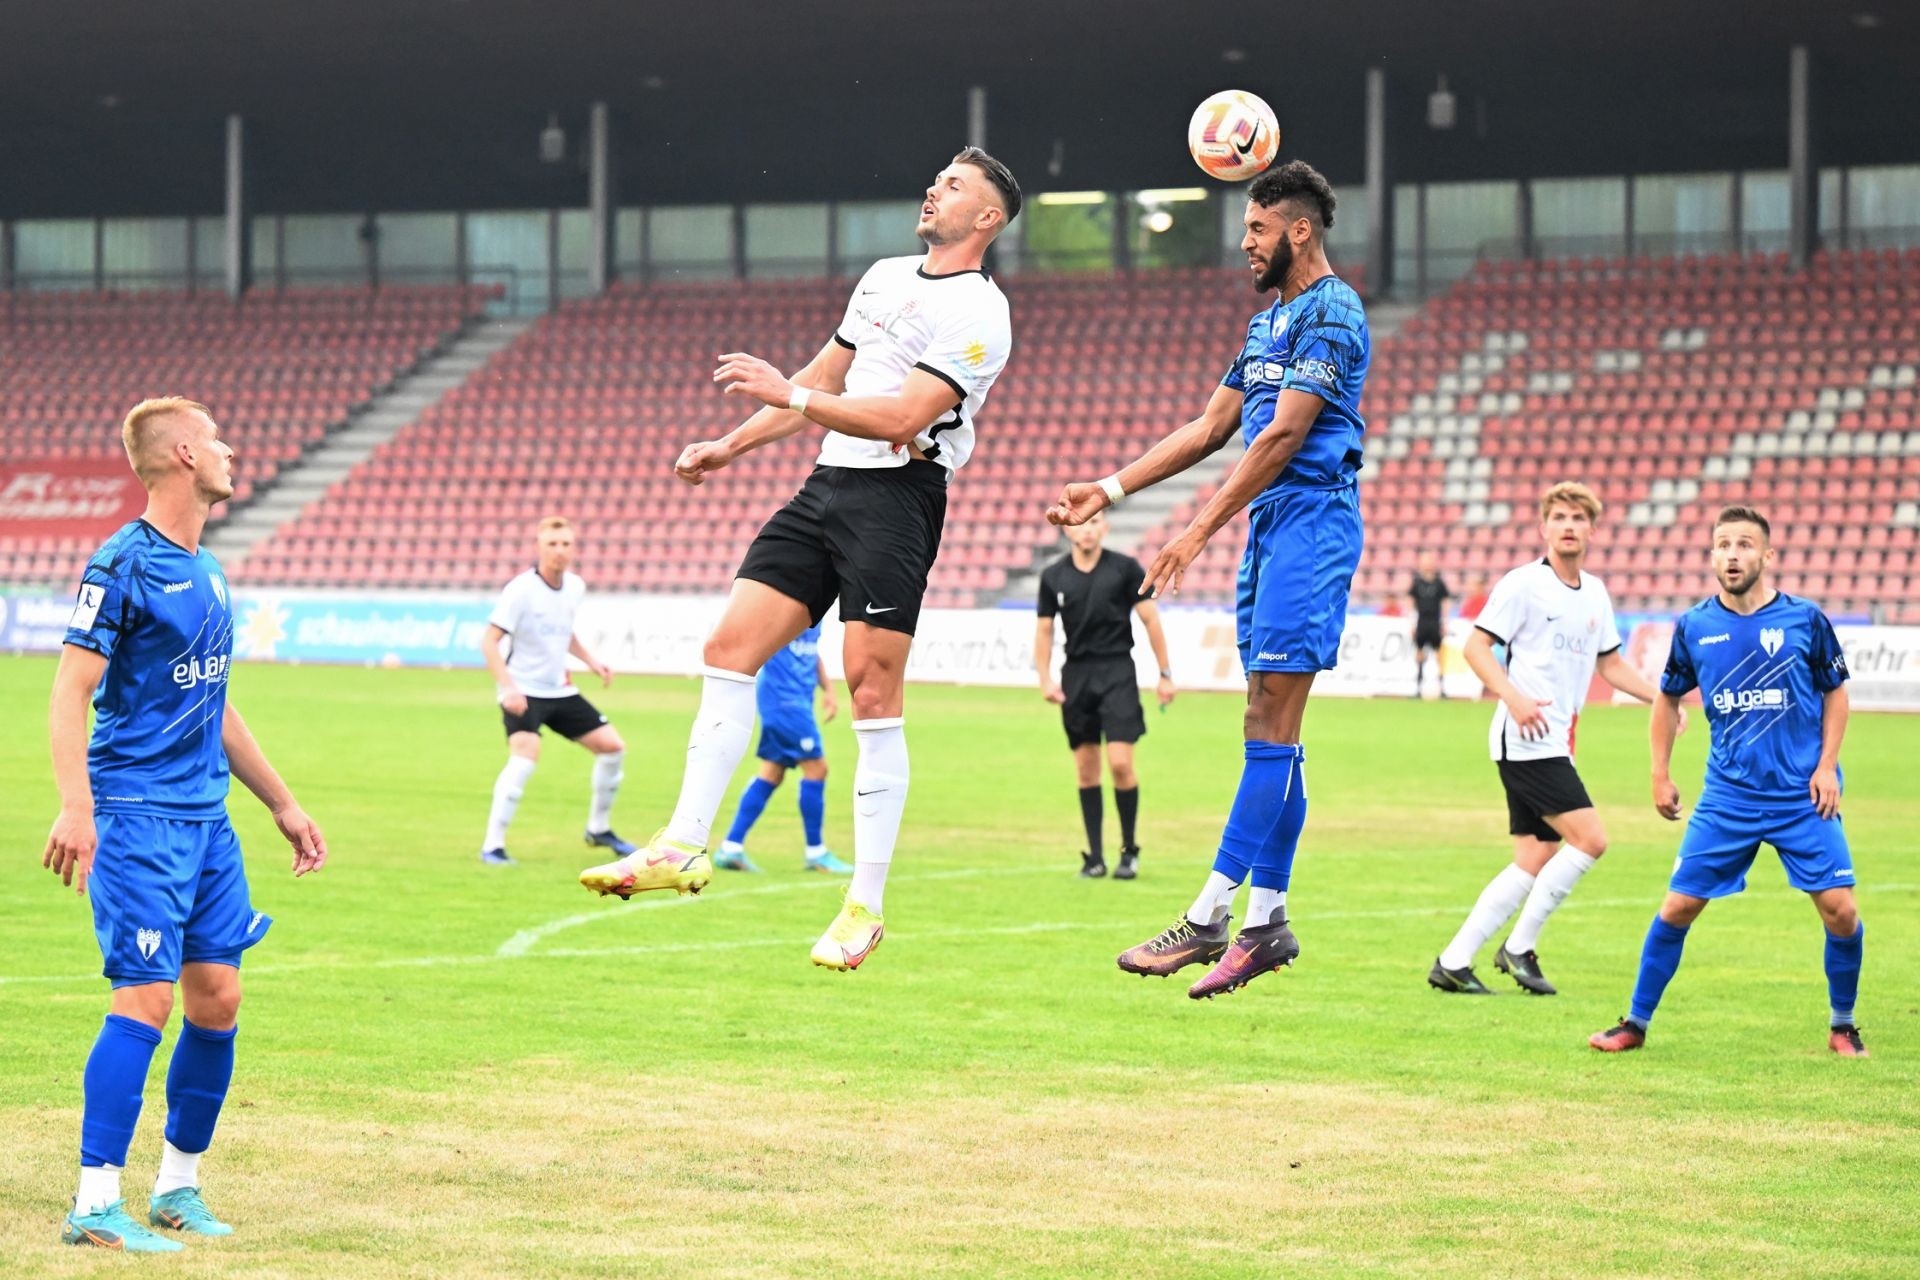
[1221, 273, 1370, 507]
[63, 519, 234, 819]
[758, 627, 820, 718]
[1661, 593, 1850, 806]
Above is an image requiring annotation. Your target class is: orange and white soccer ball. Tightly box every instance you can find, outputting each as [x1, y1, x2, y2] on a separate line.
[1187, 90, 1280, 182]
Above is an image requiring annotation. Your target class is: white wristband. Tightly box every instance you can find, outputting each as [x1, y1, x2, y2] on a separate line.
[787, 386, 812, 416]
[1098, 474, 1126, 506]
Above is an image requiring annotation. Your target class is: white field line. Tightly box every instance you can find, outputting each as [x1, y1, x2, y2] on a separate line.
[3, 882, 1912, 989]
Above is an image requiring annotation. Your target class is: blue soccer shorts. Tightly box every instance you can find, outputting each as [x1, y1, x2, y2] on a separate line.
[89, 813, 273, 987]
[757, 710, 825, 768]
[1237, 485, 1364, 675]
[1669, 800, 1855, 899]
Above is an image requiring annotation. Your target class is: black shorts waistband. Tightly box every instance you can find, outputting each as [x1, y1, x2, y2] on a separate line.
[815, 460, 950, 488]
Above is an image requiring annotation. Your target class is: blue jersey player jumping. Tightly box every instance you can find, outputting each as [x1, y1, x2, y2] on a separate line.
[1591, 506, 1866, 1057]
[715, 625, 851, 874]
[43, 399, 329, 1251]
[1049, 160, 1369, 999]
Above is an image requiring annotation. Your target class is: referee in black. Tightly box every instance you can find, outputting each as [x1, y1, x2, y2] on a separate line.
[1034, 510, 1175, 879]
[1409, 550, 1452, 699]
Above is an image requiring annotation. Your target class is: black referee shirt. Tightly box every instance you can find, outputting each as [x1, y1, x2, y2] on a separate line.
[1038, 550, 1146, 664]
[1409, 573, 1451, 627]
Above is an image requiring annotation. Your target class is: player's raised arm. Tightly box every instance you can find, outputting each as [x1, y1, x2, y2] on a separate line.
[715, 357, 963, 450]
[1138, 388, 1324, 598]
[676, 337, 856, 486]
[43, 645, 109, 894]
[222, 703, 328, 876]
[1048, 382, 1243, 527]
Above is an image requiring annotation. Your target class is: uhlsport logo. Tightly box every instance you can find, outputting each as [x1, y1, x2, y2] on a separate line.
[173, 653, 231, 690]
[136, 928, 162, 960]
[1760, 627, 1785, 657]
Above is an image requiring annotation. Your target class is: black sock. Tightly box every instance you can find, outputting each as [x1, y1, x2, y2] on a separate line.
[1078, 786, 1104, 859]
[1115, 785, 1139, 850]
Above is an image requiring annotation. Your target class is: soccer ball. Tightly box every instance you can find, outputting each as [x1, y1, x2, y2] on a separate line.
[1187, 90, 1280, 182]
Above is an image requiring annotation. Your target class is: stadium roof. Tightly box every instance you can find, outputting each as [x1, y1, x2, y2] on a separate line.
[2, 0, 1915, 218]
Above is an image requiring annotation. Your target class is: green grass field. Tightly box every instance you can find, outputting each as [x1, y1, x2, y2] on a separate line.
[2, 654, 1916, 1278]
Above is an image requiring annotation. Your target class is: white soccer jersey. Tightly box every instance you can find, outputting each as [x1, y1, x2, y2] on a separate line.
[487, 569, 587, 700]
[818, 254, 1012, 473]
[1475, 559, 1623, 762]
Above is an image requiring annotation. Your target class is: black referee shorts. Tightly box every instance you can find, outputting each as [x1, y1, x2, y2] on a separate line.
[1413, 620, 1444, 651]
[1061, 655, 1147, 748]
[1496, 757, 1594, 842]
[737, 462, 948, 636]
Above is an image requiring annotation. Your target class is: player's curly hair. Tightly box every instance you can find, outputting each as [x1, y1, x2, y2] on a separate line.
[1248, 160, 1336, 231]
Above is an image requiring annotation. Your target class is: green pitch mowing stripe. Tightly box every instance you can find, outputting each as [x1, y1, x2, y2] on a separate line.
[2, 656, 1916, 1278]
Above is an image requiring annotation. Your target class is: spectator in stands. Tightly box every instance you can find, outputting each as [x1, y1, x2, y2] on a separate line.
[1034, 510, 1175, 881]
[1459, 574, 1491, 621]
[1409, 552, 1451, 699]
[1377, 594, 1403, 617]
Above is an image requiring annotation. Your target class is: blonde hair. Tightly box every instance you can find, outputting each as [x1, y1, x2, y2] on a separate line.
[121, 397, 211, 483]
[1539, 481, 1602, 523]
[537, 515, 572, 534]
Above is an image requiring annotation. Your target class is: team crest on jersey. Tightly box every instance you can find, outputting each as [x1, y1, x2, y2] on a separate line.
[963, 340, 988, 369]
[137, 928, 162, 960]
[211, 575, 227, 606]
[1760, 627, 1784, 657]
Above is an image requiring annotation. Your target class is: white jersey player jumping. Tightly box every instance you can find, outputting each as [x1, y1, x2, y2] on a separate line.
[1429, 483, 1674, 996]
[579, 147, 1021, 974]
[478, 516, 629, 867]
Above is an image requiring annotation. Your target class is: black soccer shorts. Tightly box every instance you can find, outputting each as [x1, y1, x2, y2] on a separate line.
[1496, 757, 1594, 842]
[736, 461, 948, 636]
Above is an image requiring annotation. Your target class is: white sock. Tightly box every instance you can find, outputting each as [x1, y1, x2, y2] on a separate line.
[848, 718, 909, 915]
[663, 668, 758, 849]
[1439, 863, 1536, 970]
[1187, 870, 1240, 927]
[76, 1164, 122, 1215]
[721, 839, 746, 854]
[1247, 888, 1288, 928]
[1505, 846, 1599, 953]
[806, 844, 826, 860]
[153, 1140, 203, 1196]
[484, 756, 537, 850]
[587, 750, 624, 834]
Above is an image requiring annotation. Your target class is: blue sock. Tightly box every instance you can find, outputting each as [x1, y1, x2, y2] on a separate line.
[1629, 917, 1690, 1027]
[1251, 750, 1307, 892]
[1213, 742, 1303, 885]
[724, 777, 778, 845]
[1825, 921, 1864, 1027]
[798, 778, 826, 848]
[80, 1013, 163, 1167]
[163, 1020, 237, 1154]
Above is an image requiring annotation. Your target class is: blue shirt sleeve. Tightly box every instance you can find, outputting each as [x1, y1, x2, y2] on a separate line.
[1660, 616, 1697, 697]
[1807, 608, 1850, 693]
[1278, 294, 1365, 401]
[62, 558, 141, 660]
[1221, 354, 1246, 392]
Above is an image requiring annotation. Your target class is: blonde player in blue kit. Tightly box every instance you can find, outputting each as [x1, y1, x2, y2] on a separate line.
[43, 399, 329, 1251]
[1591, 506, 1865, 1056]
